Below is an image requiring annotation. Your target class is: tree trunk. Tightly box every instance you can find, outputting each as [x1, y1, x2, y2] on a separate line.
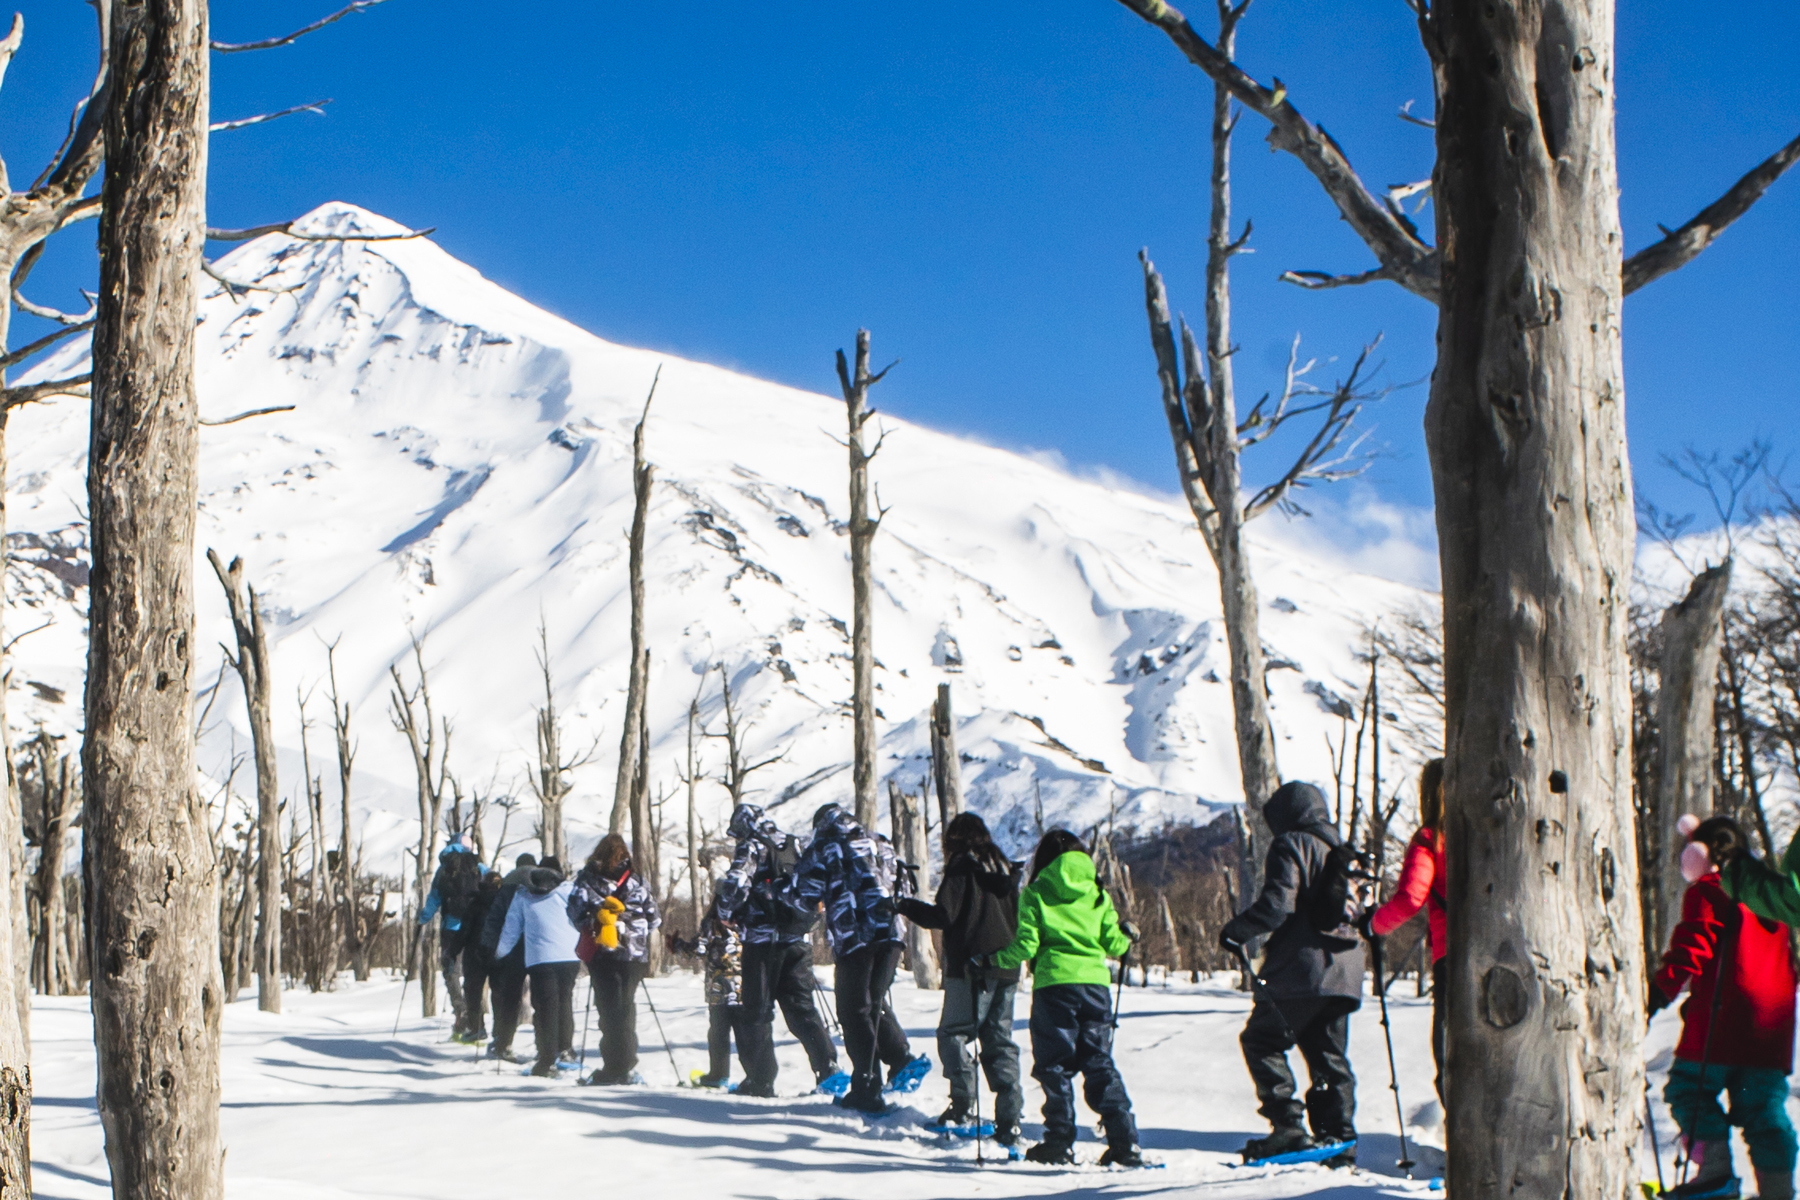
[0, 315, 25, 1191]
[838, 330, 888, 830]
[888, 780, 939, 990]
[1428, 3, 1642, 1195]
[34, 753, 75, 998]
[84, 0, 223, 1192]
[207, 552, 281, 1013]
[628, 652, 660, 972]
[1644, 563, 1730, 958]
[612, 394, 655, 838]
[929, 684, 963, 830]
[685, 698, 702, 922]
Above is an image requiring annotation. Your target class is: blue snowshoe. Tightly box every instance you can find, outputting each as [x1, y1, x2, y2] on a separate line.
[814, 1070, 851, 1096]
[884, 1054, 931, 1094]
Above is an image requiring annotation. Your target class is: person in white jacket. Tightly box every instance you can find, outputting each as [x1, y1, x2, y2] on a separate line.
[495, 857, 581, 1077]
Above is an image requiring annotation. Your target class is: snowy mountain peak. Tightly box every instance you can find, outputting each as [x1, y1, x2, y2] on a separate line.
[9, 204, 1432, 868]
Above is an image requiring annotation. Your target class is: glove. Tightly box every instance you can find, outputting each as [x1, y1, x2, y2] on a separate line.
[597, 895, 626, 951]
[967, 952, 995, 975]
[1356, 912, 1378, 942]
[1218, 928, 1244, 954]
[1119, 919, 1142, 943]
[1646, 983, 1672, 1023]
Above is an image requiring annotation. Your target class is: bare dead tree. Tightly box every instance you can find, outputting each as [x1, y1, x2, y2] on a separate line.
[1136, 2, 1379, 907]
[390, 635, 450, 1016]
[1107, 0, 1800, 1183]
[207, 549, 282, 1014]
[611, 369, 660, 835]
[82, 0, 221, 1192]
[887, 778, 940, 989]
[26, 735, 77, 997]
[530, 618, 594, 864]
[928, 683, 963, 829]
[706, 664, 784, 805]
[324, 639, 365, 980]
[836, 330, 894, 829]
[679, 692, 704, 925]
[630, 676, 660, 973]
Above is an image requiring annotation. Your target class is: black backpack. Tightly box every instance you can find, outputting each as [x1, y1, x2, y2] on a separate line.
[755, 835, 817, 938]
[440, 853, 483, 921]
[1308, 840, 1368, 945]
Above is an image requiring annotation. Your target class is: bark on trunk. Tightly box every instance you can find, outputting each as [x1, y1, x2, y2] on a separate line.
[0, 309, 25, 1195]
[888, 780, 940, 990]
[84, 0, 222, 1192]
[207, 551, 281, 1013]
[612, 387, 655, 838]
[1645, 563, 1729, 958]
[1427, 2, 1643, 1195]
[929, 684, 963, 830]
[837, 331, 888, 831]
[628, 651, 659, 971]
[33, 748, 75, 998]
[685, 699, 702, 920]
[330, 663, 364, 981]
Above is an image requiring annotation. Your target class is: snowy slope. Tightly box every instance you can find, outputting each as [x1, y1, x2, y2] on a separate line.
[30, 973, 1455, 1199]
[7, 202, 1434, 871]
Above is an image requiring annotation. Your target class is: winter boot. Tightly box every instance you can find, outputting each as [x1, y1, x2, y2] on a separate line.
[993, 1123, 1022, 1148]
[1099, 1144, 1146, 1168]
[1668, 1140, 1740, 1200]
[692, 1072, 728, 1089]
[1321, 1143, 1357, 1169]
[1242, 1126, 1316, 1162]
[1755, 1170, 1795, 1200]
[932, 1102, 972, 1128]
[1025, 1141, 1076, 1166]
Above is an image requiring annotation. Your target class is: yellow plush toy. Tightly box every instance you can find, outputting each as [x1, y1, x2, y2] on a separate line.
[597, 895, 626, 950]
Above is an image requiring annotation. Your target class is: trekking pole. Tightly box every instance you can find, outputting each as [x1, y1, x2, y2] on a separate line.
[640, 977, 683, 1084]
[1229, 942, 1297, 1041]
[392, 971, 410, 1038]
[1369, 934, 1416, 1174]
[813, 973, 841, 1036]
[973, 1025, 985, 1169]
[1112, 945, 1129, 1028]
[1646, 1077, 1667, 1195]
[392, 931, 419, 1038]
[577, 977, 594, 1070]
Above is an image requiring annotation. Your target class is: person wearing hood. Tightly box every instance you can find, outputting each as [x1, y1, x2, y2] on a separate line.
[1649, 815, 1797, 1200]
[789, 802, 927, 1113]
[1364, 759, 1447, 1102]
[895, 811, 1025, 1147]
[495, 856, 581, 1077]
[717, 801, 839, 1096]
[460, 871, 505, 1046]
[418, 833, 487, 1041]
[1219, 781, 1365, 1165]
[478, 852, 537, 1061]
[567, 833, 662, 1085]
[991, 829, 1141, 1167]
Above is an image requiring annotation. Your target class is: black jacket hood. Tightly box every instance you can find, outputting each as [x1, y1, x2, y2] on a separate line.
[526, 867, 564, 896]
[1265, 781, 1331, 836]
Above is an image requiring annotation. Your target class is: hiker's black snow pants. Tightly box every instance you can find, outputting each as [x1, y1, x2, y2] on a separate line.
[706, 1003, 751, 1082]
[835, 942, 905, 1098]
[588, 957, 647, 1081]
[1431, 957, 1446, 1104]
[439, 923, 469, 1032]
[740, 940, 837, 1087]
[1240, 992, 1359, 1141]
[461, 943, 492, 1037]
[1028, 982, 1136, 1151]
[527, 960, 580, 1070]
[490, 945, 526, 1053]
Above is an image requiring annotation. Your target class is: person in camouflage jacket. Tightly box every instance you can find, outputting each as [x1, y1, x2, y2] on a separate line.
[673, 895, 748, 1087]
[717, 802, 839, 1094]
[789, 803, 918, 1112]
[568, 834, 662, 1084]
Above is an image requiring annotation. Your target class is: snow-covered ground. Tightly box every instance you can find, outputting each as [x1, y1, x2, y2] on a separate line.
[32, 972, 1455, 1199]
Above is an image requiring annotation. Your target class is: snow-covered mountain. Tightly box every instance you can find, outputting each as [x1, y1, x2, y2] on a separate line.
[8, 202, 1433, 873]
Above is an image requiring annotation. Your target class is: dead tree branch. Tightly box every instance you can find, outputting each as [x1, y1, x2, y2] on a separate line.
[1622, 131, 1800, 295]
[200, 405, 296, 427]
[211, 0, 391, 54]
[209, 99, 331, 133]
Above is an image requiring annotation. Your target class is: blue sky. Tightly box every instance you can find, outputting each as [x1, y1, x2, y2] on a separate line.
[5, 0, 1797, 564]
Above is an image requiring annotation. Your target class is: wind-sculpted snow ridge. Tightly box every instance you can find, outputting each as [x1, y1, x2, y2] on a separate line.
[7, 201, 1434, 875]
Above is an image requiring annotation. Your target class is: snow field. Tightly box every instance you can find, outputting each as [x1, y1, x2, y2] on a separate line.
[32, 971, 1452, 1199]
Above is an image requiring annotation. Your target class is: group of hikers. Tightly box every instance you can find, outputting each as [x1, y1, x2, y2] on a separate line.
[413, 763, 1800, 1191]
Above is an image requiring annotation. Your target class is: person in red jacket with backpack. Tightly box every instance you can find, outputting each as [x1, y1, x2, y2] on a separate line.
[1650, 815, 1797, 1200]
[1365, 759, 1446, 1102]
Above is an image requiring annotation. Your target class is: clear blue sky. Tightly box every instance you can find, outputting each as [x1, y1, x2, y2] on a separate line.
[5, 0, 1797, 550]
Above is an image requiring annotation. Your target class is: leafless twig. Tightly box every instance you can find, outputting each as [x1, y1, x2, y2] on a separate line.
[211, 0, 391, 54]
[210, 99, 331, 134]
[201, 405, 297, 427]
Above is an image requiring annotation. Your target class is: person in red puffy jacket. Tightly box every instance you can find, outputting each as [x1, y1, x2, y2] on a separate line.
[1365, 759, 1446, 1102]
[1649, 815, 1797, 1200]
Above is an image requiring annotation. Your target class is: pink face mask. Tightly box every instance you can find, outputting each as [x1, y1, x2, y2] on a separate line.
[1681, 841, 1713, 884]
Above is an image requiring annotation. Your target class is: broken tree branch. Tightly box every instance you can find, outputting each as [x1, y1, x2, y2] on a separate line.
[211, 0, 390, 54]
[210, 99, 331, 133]
[2, 373, 90, 410]
[200, 405, 297, 427]
[1622, 130, 1800, 295]
[206, 218, 434, 243]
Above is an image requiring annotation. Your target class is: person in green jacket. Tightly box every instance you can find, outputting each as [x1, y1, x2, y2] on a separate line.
[991, 829, 1145, 1168]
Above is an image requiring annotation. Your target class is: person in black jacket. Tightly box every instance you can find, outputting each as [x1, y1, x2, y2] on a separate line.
[460, 871, 504, 1044]
[479, 853, 537, 1061]
[1219, 781, 1364, 1165]
[896, 812, 1025, 1146]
